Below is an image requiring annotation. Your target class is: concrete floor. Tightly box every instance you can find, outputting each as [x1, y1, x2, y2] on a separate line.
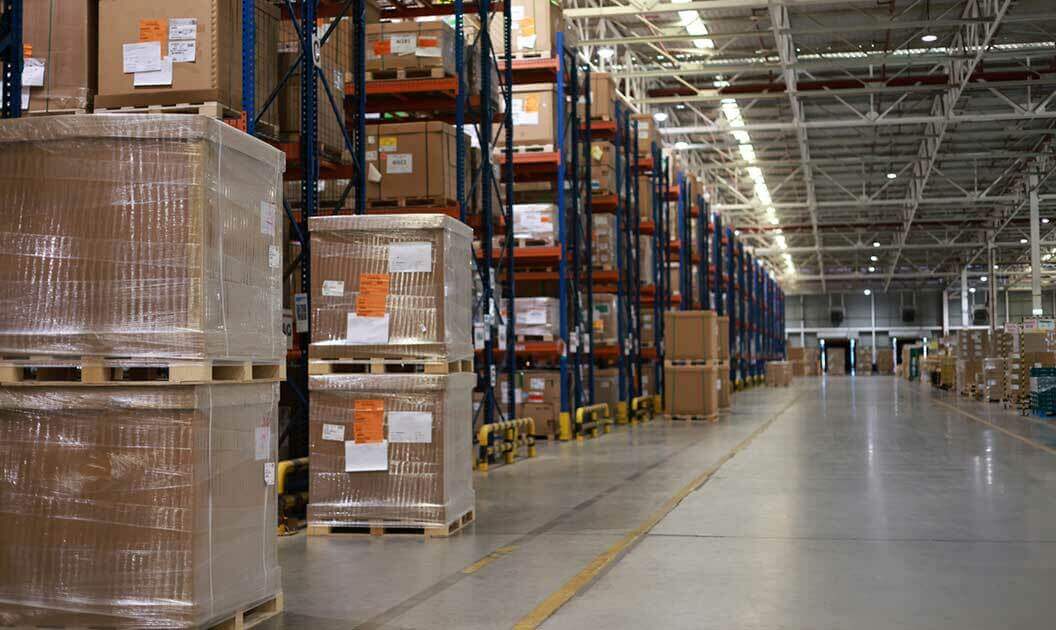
[261, 376, 1056, 629]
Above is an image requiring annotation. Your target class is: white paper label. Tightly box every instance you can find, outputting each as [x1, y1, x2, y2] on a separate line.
[366, 150, 378, 162]
[416, 42, 442, 58]
[530, 377, 545, 390]
[517, 35, 537, 50]
[388, 242, 432, 273]
[717, 378, 723, 391]
[346, 314, 390, 344]
[22, 58, 44, 87]
[522, 309, 548, 325]
[260, 201, 276, 236]
[474, 324, 485, 350]
[322, 280, 345, 297]
[322, 423, 345, 441]
[133, 55, 173, 87]
[511, 5, 526, 21]
[385, 153, 413, 174]
[390, 34, 417, 55]
[169, 18, 198, 40]
[169, 40, 197, 63]
[123, 41, 163, 74]
[388, 412, 433, 443]
[345, 440, 389, 472]
[255, 426, 271, 461]
[264, 462, 276, 486]
[268, 245, 281, 269]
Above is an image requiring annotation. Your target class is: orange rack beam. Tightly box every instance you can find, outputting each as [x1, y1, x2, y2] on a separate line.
[582, 119, 617, 141]
[591, 194, 618, 213]
[496, 57, 560, 85]
[486, 340, 565, 359]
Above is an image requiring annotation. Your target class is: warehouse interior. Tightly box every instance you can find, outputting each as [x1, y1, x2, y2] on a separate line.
[1, 0, 1055, 628]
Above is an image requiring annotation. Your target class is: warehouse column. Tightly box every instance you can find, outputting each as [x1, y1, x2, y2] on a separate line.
[942, 289, 950, 336]
[869, 291, 876, 367]
[961, 266, 969, 328]
[1030, 171, 1043, 316]
[987, 234, 998, 330]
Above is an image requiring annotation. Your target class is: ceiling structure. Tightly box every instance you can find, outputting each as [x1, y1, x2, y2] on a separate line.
[565, 0, 1056, 296]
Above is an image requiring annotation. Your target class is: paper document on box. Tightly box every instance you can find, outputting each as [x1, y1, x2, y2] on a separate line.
[345, 440, 389, 472]
[346, 314, 390, 344]
[388, 412, 433, 443]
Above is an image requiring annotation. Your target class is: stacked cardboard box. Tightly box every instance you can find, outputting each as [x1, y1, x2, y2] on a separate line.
[365, 122, 461, 207]
[512, 203, 559, 244]
[1006, 330, 1056, 411]
[22, 0, 97, 112]
[0, 116, 285, 626]
[509, 297, 560, 340]
[498, 83, 558, 148]
[765, 361, 794, 387]
[593, 214, 616, 269]
[854, 345, 873, 374]
[488, 0, 564, 59]
[982, 358, 1006, 402]
[593, 294, 618, 345]
[876, 348, 895, 374]
[663, 311, 721, 419]
[955, 330, 989, 396]
[827, 348, 847, 375]
[366, 21, 456, 77]
[307, 214, 475, 533]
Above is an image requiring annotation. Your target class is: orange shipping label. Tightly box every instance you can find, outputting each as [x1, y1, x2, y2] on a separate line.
[139, 19, 168, 52]
[357, 273, 390, 317]
[417, 37, 439, 48]
[524, 94, 540, 113]
[353, 399, 385, 444]
[519, 18, 536, 37]
[373, 40, 392, 56]
[23, 44, 32, 57]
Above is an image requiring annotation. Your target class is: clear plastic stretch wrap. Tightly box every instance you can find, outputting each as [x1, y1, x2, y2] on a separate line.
[512, 297, 560, 339]
[0, 383, 281, 628]
[307, 373, 475, 529]
[0, 115, 286, 361]
[309, 214, 473, 360]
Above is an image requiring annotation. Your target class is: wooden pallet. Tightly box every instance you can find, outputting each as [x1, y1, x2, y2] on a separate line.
[95, 100, 240, 119]
[515, 333, 556, 342]
[510, 50, 552, 60]
[512, 143, 555, 153]
[666, 413, 719, 423]
[367, 195, 458, 210]
[307, 509, 475, 539]
[365, 66, 449, 81]
[0, 357, 285, 386]
[664, 359, 720, 367]
[308, 357, 473, 376]
[25, 107, 90, 117]
[206, 592, 284, 630]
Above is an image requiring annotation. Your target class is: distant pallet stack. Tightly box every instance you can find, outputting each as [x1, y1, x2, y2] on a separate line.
[663, 310, 721, 422]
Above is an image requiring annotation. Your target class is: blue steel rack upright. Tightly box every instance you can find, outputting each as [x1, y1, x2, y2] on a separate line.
[613, 103, 645, 424]
[1, 0, 23, 118]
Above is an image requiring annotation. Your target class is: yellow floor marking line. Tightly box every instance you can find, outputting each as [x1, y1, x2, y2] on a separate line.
[932, 398, 1056, 456]
[514, 392, 805, 630]
[462, 546, 518, 575]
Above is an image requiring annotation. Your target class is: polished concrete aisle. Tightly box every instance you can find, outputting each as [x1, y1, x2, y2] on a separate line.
[262, 377, 1056, 629]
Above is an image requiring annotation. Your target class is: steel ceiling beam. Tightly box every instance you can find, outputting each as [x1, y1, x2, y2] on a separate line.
[564, 0, 842, 18]
[659, 111, 1056, 134]
[883, 0, 1014, 292]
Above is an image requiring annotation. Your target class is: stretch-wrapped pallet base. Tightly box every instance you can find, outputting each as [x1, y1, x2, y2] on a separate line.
[0, 383, 281, 628]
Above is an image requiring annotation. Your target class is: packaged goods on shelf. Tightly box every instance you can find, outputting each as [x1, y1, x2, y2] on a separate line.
[639, 235, 655, 283]
[578, 72, 616, 121]
[487, 0, 564, 58]
[855, 345, 873, 374]
[279, 16, 347, 157]
[983, 358, 1006, 401]
[1020, 329, 1056, 353]
[588, 142, 617, 195]
[641, 311, 655, 347]
[22, 0, 97, 112]
[96, 0, 279, 127]
[631, 113, 659, 154]
[663, 310, 719, 361]
[956, 359, 983, 395]
[955, 329, 991, 359]
[828, 348, 847, 375]
[765, 361, 794, 387]
[717, 316, 730, 361]
[511, 297, 560, 339]
[638, 176, 654, 220]
[642, 367, 654, 396]
[365, 21, 455, 76]
[718, 365, 732, 408]
[0, 115, 284, 361]
[498, 83, 557, 148]
[512, 203, 559, 244]
[521, 369, 560, 436]
[595, 368, 620, 408]
[309, 214, 473, 360]
[669, 264, 681, 296]
[0, 383, 281, 628]
[593, 214, 616, 269]
[364, 122, 461, 205]
[876, 348, 895, 374]
[308, 373, 474, 530]
[664, 363, 719, 418]
[1029, 366, 1056, 414]
[592, 294, 618, 344]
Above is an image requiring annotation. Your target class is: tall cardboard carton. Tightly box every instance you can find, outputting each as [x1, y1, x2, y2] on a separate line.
[631, 113, 659, 154]
[663, 310, 719, 361]
[0, 383, 281, 627]
[497, 83, 557, 147]
[365, 122, 461, 205]
[593, 294, 618, 344]
[718, 364, 732, 408]
[365, 21, 456, 76]
[578, 72, 616, 120]
[487, 0, 564, 58]
[22, 0, 98, 112]
[664, 363, 719, 418]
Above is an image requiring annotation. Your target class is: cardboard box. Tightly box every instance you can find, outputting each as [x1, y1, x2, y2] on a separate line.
[0, 383, 281, 627]
[641, 310, 655, 347]
[640, 235, 655, 284]
[639, 176, 654, 221]
[487, 0, 563, 58]
[828, 348, 847, 375]
[595, 368, 620, 408]
[631, 113, 659, 154]
[22, 0, 97, 112]
[96, 0, 279, 118]
[876, 348, 895, 374]
[578, 72, 616, 121]
[664, 310, 719, 361]
[593, 294, 618, 344]
[511, 297, 560, 339]
[522, 369, 560, 435]
[664, 363, 719, 418]
[308, 373, 475, 529]
[766, 361, 794, 387]
[277, 16, 348, 155]
[718, 316, 730, 360]
[308, 214, 473, 360]
[497, 83, 557, 147]
[593, 214, 616, 269]
[513, 203, 559, 243]
[366, 21, 456, 75]
[983, 358, 1006, 401]
[0, 115, 285, 361]
[718, 363, 732, 408]
[364, 121, 460, 204]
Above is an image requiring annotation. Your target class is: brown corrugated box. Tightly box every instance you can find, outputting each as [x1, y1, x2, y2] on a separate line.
[665, 363, 718, 417]
[365, 121, 460, 204]
[308, 214, 473, 360]
[522, 369, 561, 435]
[487, 0, 563, 57]
[96, 0, 279, 124]
[0, 383, 281, 628]
[512, 203, 559, 243]
[22, 0, 97, 112]
[593, 294, 618, 344]
[497, 83, 557, 147]
[876, 348, 895, 374]
[578, 72, 616, 121]
[638, 175, 654, 220]
[718, 316, 730, 361]
[307, 373, 475, 528]
[663, 310, 719, 361]
[828, 348, 847, 375]
[766, 361, 793, 387]
[366, 21, 455, 75]
[595, 368, 620, 408]
[511, 297, 560, 339]
[0, 115, 285, 361]
[641, 310, 655, 347]
[631, 113, 659, 154]
[718, 363, 732, 408]
[593, 214, 616, 269]
[278, 15, 347, 157]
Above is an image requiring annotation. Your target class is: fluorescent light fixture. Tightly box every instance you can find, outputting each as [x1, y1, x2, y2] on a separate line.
[1044, 218, 1051, 224]
[653, 111, 668, 122]
[674, 141, 689, 150]
[776, 235, 787, 249]
[1033, 307, 1045, 316]
[868, 266, 876, 272]
[980, 276, 988, 282]
[886, 172, 897, 179]
[921, 34, 938, 43]
[768, 216, 780, 225]
[969, 287, 976, 294]
[873, 241, 881, 247]
[870, 255, 879, 262]
[597, 47, 616, 60]
[738, 143, 757, 163]
[732, 130, 751, 144]
[1021, 238, 1029, 244]
[993, 264, 999, 270]
[734, 229, 741, 236]
[864, 289, 872, 296]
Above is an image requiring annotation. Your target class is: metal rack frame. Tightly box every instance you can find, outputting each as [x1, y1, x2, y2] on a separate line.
[1, 0, 23, 118]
